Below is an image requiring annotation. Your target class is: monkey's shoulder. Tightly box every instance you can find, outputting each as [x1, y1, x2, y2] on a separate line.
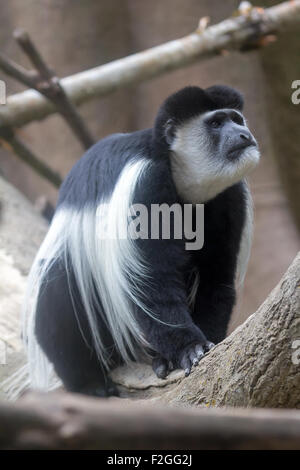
[57, 129, 154, 208]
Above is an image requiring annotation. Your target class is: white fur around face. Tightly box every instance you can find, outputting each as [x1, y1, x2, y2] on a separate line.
[170, 109, 260, 203]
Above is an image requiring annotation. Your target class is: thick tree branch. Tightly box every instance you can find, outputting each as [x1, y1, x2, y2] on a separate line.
[0, 393, 300, 450]
[110, 252, 300, 408]
[0, 1, 299, 130]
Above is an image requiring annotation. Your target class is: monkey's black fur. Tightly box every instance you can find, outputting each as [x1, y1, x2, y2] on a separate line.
[35, 86, 248, 395]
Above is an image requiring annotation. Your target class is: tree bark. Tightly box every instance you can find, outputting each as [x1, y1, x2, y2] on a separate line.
[1, 392, 300, 450]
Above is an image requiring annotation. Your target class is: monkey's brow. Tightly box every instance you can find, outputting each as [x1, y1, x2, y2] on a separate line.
[204, 111, 227, 122]
[213, 111, 227, 119]
[211, 110, 243, 119]
[210, 109, 244, 124]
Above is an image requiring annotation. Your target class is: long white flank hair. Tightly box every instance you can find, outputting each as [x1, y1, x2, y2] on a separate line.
[236, 179, 254, 288]
[22, 158, 152, 391]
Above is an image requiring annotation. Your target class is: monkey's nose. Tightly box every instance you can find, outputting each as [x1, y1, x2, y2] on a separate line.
[239, 132, 252, 143]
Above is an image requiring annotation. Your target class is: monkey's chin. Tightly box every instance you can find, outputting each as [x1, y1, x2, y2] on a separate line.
[239, 145, 260, 171]
[225, 145, 260, 187]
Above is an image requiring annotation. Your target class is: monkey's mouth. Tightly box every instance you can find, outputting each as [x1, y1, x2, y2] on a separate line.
[227, 142, 257, 160]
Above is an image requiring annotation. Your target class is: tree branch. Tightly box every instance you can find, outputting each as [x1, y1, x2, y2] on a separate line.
[0, 1, 299, 131]
[0, 127, 62, 187]
[0, 53, 37, 89]
[0, 30, 95, 150]
[0, 392, 300, 450]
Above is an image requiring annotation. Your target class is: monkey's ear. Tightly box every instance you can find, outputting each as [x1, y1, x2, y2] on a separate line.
[164, 119, 176, 145]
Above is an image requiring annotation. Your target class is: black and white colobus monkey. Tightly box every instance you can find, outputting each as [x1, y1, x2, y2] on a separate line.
[24, 85, 260, 396]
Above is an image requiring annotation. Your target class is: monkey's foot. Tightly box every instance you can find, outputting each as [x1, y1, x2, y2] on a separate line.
[77, 377, 119, 397]
[152, 356, 174, 379]
[152, 341, 215, 379]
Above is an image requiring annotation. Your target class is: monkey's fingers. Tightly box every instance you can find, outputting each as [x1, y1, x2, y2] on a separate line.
[180, 354, 192, 377]
[180, 343, 205, 376]
[204, 341, 215, 353]
[195, 344, 205, 359]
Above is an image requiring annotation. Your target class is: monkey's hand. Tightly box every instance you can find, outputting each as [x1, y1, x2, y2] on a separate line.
[152, 340, 214, 379]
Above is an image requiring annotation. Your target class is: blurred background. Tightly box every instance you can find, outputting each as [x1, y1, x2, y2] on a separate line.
[0, 0, 299, 331]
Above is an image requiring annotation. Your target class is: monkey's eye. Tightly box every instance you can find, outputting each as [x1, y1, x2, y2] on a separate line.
[209, 119, 222, 128]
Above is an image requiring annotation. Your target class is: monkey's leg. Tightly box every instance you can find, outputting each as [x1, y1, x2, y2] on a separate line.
[34, 260, 119, 397]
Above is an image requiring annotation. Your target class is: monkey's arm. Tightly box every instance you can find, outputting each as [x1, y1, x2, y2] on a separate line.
[135, 238, 214, 378]
[191, 280, 236, 344]
[191, 184, 247, 344]
[132, 162, 213, 378]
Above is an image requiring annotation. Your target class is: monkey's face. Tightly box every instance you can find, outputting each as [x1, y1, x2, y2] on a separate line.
[168, 108, 260, 203]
